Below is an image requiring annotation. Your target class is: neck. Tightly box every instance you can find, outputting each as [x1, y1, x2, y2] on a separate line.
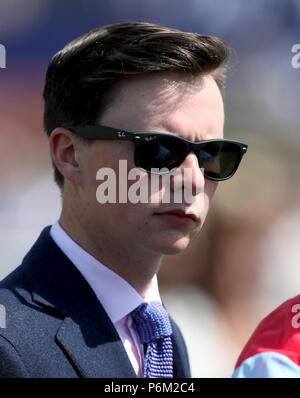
[59, 209, 163, 298]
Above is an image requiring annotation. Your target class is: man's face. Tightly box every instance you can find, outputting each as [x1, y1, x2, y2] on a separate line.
[76, 72, 224, 256]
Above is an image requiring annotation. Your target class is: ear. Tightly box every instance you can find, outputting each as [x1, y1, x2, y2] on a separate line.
[49, 127, 81, 185]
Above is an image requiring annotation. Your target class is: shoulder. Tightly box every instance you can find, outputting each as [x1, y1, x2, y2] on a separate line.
[0, 265, 30, 327]
[0, 228, 62, 353]
[0, 266, 32, 377]
[0, 263, 42, 345]
[234, 295, 300, 377]
[0, 334, 30, 377]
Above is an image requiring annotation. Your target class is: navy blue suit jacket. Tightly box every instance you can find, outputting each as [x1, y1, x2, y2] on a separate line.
[0, 227, 190, 378]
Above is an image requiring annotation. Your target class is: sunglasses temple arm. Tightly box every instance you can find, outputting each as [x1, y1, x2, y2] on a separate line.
[67, 125, 137, 141]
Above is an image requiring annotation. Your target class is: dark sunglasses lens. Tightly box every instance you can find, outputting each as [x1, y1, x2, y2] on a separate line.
[138, 136, 185, 171]
[198, 142, 241, 180]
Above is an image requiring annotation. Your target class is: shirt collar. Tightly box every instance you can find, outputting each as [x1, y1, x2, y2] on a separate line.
[50, 220, 161, 323]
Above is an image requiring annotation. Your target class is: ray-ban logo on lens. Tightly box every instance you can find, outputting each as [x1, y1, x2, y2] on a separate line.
[0, 44, 6, 69]
[95, 160, 204, 205]
[291, 44, 300, 69]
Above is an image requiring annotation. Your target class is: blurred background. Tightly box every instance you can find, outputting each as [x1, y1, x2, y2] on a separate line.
[0, 0, 300, 377]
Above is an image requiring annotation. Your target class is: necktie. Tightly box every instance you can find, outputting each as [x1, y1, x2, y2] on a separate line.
[131, 301, 173, 378]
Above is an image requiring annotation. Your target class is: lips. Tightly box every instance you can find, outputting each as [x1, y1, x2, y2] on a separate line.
[153, 208, 200, 225]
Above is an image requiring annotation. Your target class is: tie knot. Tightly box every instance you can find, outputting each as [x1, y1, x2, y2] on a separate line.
[131, 301, 172, 344]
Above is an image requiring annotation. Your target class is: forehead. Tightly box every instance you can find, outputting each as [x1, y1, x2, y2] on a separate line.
[99, 71, 224, 140]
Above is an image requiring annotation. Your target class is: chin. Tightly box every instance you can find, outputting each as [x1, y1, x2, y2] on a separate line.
[152, 233, 192, 255]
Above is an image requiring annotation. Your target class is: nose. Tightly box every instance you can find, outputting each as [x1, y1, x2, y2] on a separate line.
[170, 151, 205, 200]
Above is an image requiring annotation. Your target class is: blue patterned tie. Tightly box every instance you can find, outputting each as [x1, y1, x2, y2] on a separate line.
[131, 301, 173, 378]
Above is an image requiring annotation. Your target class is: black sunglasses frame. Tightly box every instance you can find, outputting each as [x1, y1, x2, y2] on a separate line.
[68, 125, 248, 181]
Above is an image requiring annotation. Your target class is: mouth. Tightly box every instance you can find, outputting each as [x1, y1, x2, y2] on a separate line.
[153, 209, 200, 226]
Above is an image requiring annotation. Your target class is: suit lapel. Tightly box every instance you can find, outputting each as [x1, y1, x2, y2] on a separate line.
[55, 316, 136, 378]
[171, 318, 191, 378]
[23, 227, 136, 378]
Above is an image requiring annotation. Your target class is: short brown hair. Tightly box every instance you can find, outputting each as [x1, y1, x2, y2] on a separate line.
[43, 22, 229, 190]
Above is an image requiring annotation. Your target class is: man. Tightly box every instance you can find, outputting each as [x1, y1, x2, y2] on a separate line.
[0, 22, 247, 377]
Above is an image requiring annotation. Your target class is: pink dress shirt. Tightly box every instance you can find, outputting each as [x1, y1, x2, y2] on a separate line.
[50, 220, 162, 377]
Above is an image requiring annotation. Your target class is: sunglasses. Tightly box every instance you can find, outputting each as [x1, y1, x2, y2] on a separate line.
[68, 125, 248, 181]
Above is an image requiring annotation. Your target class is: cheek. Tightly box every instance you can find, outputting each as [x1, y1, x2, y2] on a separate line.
[197, 180, 218, 221]
[99, 203, 152, 239]
[205, 180, 218, 200]
[82, 144, 135, 198]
